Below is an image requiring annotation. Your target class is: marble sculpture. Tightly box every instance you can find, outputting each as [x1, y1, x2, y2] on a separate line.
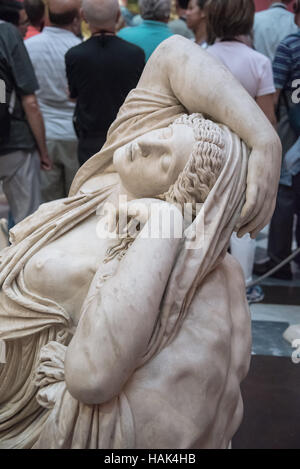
[0, 37, 282, 449]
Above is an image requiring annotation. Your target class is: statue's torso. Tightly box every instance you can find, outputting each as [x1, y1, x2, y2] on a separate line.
[23, 212, 116, 327]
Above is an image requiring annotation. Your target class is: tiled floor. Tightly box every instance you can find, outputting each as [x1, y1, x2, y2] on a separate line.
[232, 227, 300, 448]
[251, 226, 300, 358]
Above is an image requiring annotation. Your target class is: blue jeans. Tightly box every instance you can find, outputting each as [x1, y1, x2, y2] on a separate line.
[268, 172, 300, 267]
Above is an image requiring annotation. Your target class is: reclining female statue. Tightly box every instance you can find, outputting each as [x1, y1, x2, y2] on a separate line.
[0, 36, 281, 449]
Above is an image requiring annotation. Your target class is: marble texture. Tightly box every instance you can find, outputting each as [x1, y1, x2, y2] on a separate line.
[0, 36, 282, 449]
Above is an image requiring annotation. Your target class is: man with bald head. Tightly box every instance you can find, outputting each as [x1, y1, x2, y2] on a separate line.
[65, 0, 145, 165]
[25, 0, 81, 202]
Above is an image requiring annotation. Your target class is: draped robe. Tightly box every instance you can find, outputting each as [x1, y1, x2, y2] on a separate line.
[0, 87, 251, 449]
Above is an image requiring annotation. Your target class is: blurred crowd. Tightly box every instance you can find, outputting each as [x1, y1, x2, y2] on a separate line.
[0, 0, 300, 302]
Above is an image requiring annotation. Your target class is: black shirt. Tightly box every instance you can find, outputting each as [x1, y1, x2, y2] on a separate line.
[0, 21, 39, 155]
[65, 35, 145, 139]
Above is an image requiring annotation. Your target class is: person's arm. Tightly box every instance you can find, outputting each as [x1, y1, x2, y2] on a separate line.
[65, 202, 183, 405]
[138, 36, 282, 238]
[21, 94, 52, 170]
[255, 57, 277, 127]
[7, 25, 51, 170]
[65, 49, 78, 102]
[273, 41, 291, 115]
[274, 88, 281, 107]
[256, 94, 277, 128]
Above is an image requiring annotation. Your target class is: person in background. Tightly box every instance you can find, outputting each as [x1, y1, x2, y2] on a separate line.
[24, 0, 45, 40]
[0, 17, 51, 224]
[25, 0, 81, 202]
[186, 0, 208, 46]
[0, 0, 30, 38]
[255, 0, 300, 279]
[206, 0, 277, 303]
[169, 0, 194, 39]
[254, 0, 298, 61]
[65, 0, 145, 166]
[119, 0, 140, 27]
[117, 0, 173, 61]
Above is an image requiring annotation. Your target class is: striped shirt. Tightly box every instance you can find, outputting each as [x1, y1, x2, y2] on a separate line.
[273, 31, 300, 90]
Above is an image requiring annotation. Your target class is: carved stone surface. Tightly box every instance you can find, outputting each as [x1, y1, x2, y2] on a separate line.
[0, 36, 281, 449]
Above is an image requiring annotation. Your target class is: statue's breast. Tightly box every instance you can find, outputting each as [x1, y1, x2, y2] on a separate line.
[23, 213, 112, 326]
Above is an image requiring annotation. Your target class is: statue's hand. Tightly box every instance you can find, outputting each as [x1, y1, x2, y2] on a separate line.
[118, 198, 183, 239]
[236, 140, 282, 239]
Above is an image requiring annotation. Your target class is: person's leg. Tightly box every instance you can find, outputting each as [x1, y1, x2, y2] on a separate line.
[78, 136, 106, 167]
[2, 150, 41, 224]
[267, 184, 294, 275]
[60, 140, 79, 197]
[41, 140, 65, 202]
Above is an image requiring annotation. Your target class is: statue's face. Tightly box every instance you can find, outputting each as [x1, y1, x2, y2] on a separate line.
[114, 124, 195, 197]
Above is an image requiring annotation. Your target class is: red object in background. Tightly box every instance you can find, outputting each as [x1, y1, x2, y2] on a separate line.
[25, 25, 40, 40]
[255, 0, 295, 12]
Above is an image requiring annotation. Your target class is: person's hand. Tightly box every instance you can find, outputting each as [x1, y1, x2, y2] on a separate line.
[39, 152, 53, 171]
[236, 139, 282, 239]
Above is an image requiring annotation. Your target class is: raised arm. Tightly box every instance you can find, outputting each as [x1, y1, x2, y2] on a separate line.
[139, 36, 282, 238]
[65, 202, 183, 405]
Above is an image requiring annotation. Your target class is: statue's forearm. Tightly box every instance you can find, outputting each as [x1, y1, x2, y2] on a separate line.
[65, 207, 183, 405]
[139, 36, 281, 237]
[140, 36, 279, 150]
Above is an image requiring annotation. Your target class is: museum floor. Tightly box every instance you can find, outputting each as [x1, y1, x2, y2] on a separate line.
[235, 229, 300, 449]
[1, 188, 299, 449]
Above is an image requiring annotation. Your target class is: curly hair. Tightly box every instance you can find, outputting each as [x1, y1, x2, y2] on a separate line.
[103, 114, 226, 263]
[159, 113, 225, 216]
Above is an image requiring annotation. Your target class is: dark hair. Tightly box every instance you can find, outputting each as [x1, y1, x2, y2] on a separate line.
[48, 7, 79, 26]
[205, 0, 255, 45]
[177, 0, 189, 9]
[24, 0, 45, 27]
[0, 0, 23, 26]
[294, 0, 300, 13]
[197, 0, 209, 7]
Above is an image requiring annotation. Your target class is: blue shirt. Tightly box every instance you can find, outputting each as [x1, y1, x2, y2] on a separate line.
[118, 20, 173, 61]
[254, 3, 298, 61]
[273, 31, 300, 184]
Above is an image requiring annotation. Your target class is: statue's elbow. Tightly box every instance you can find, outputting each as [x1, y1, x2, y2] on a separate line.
[65, 364, 118, 405]
[65, 350, 117, 405]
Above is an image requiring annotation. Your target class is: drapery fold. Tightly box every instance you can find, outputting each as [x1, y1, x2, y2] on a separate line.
[0, 85, 250, 449]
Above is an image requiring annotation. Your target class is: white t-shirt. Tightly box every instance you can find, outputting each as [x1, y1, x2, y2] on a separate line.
[207, 41, 275, 99]
[25, 27, 81, 141]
